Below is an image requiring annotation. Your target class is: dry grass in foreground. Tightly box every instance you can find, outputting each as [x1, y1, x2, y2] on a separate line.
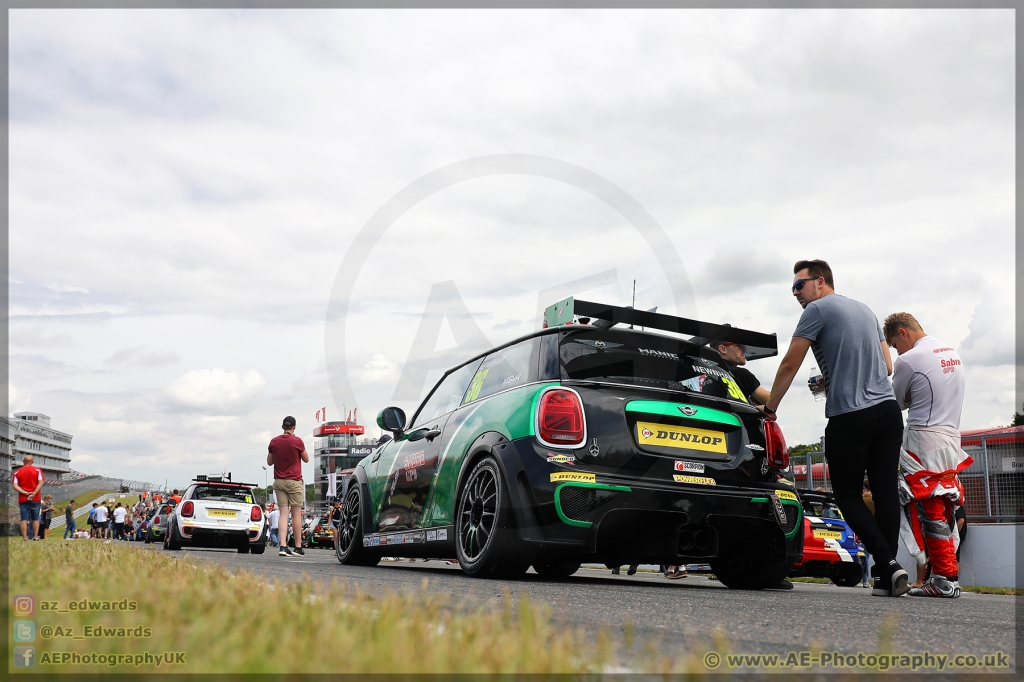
[8, 540, 614, 674]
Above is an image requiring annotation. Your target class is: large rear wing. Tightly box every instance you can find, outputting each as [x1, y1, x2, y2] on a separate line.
[543, 297, 778, 361]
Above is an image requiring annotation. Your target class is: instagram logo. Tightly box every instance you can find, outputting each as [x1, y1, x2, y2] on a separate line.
[13, 595, 35, 616]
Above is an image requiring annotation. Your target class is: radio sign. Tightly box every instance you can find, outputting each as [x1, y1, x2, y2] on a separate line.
[316, 423, 365, 436]
[349, 445, 375, 457]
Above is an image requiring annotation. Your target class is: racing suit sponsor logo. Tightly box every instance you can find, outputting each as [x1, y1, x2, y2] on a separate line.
[636, 421, 726, 453]
[673, 475, 716, 485]
[674, 460, 705, 473]
[550, 472, 596, 483]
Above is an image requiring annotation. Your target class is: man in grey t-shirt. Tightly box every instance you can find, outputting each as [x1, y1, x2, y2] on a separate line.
[764, 259, 909, 597]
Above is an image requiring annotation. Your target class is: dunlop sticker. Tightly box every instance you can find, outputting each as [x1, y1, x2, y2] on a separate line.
[673, 475, 716, 486]
[775, 489, 798, 501]
[637, 421, 727, 454]
[550, 472, 596, 483]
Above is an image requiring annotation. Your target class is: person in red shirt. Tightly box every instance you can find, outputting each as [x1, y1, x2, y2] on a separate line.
[267, 415, 309, 557]
[13, 454, 45, 541]
[170, 489, 182, 504]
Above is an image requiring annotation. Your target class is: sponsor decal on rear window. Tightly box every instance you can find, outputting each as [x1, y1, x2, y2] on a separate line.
[673, 475, 716, 486]
[550, 472, 596, 483]
[674, 461, 705, 473]
[636, 421, 727, 454]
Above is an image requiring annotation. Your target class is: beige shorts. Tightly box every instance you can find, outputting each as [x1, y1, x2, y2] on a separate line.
[273, 479, 304, 508]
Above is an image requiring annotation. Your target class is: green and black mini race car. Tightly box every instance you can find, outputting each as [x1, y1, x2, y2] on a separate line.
[336, 298, 803, 589]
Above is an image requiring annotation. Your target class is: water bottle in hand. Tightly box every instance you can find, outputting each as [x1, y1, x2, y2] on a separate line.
[808, 367, 826, 402]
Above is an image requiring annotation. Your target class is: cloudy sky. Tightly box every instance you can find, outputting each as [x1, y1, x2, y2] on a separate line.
[9, 8, 1014, 487]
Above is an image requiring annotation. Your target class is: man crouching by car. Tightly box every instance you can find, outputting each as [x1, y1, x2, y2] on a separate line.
[268, 416, 309, 557]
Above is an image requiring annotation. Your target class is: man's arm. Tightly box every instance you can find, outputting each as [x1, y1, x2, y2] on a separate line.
[880, 340, 893, 376]
[266, 448, 274, 466]
[751, 386, 771, 405]
[301, 449, 310, 464]
[891, 356, 912, 410]
[32, 475, 44, 497]
[766, 337, 814, 413]
[12, 478, 26, 495]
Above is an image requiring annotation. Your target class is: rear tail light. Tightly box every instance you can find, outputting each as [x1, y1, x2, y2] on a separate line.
[153, 516, 160, 525]
[537, 388, 586, 447]
[180, 501, 194, 518]
[251, 505, 262, 522]
[764, 420, 789, 470]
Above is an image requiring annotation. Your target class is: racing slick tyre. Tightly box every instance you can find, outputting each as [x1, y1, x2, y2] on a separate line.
[164, 523, 183, 551]
[455, 456, 519, 579]
[144, 532, 151, 544]
[532, 561, 582, 578]
[237, 545, 251, 554]
[709, 558, 792, 590]
[336, 485, 379, 567]
[832, 564, 863, 587]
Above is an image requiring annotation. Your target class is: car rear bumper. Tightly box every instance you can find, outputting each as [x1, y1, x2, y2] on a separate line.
[180, 523, 263, 548]
[502, 437, 804, 565]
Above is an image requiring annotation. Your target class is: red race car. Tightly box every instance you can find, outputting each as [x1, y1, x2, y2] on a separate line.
[790, 490, 865, 587]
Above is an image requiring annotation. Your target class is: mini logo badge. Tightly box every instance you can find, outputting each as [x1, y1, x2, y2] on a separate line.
[641, 427, 653, 438]
[588, 438, 600, 457]
[679, 406, 698, 416]
[595, 340, 605, 349]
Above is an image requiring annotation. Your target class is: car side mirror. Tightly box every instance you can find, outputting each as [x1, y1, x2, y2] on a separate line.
[376, 407, 407, 437]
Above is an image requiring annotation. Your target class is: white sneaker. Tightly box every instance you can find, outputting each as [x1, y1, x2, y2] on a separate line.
[908, 575, 962, 598]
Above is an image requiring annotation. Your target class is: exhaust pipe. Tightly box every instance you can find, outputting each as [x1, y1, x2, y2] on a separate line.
[678, 530, 694, 551]
[694, 530, 711, 551]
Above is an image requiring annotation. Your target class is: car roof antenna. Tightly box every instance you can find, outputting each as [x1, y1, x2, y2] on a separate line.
[630, 280, 635, 329]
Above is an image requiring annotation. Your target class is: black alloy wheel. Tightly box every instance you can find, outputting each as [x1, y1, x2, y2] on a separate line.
[455, 457, 521, 578]
[336, 485, 379, 566]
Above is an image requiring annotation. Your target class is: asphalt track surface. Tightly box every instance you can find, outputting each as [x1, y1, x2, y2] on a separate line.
[141, 543, 1018, 671]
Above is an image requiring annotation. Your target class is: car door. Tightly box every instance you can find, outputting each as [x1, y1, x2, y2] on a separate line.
[374, 359, 482, 533]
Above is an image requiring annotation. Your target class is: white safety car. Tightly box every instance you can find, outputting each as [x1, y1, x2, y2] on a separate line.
[163, 474, 267, 554]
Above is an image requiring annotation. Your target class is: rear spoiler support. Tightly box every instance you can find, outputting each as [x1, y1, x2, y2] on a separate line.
[544, 297, 778, 360]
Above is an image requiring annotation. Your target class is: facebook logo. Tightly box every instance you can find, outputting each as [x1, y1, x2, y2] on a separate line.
[14, 646, 35, 668]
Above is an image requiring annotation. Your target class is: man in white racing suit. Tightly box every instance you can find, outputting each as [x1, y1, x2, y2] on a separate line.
[884, 312, 972, 598]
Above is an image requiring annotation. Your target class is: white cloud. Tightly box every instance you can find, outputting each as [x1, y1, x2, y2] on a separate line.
[959, 286, 1014, 368]
[164, 368, 267, 415]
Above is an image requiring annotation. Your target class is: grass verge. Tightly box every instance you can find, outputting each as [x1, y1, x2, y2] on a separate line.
[9, 541, 612, 674]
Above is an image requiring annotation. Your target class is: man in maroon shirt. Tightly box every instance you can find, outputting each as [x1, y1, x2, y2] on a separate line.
[267, 416, 309, 557]
[13, 454, 45, 541]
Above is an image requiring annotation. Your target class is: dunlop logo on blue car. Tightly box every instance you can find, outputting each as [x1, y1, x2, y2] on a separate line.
[636, 421, 727, 454]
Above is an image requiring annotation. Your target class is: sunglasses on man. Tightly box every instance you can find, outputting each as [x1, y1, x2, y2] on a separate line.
[791, 277, 818, 293]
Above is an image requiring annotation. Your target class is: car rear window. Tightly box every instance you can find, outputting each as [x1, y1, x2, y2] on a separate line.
[559, 330, 749, 403]
[191, 485, 253, 503]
